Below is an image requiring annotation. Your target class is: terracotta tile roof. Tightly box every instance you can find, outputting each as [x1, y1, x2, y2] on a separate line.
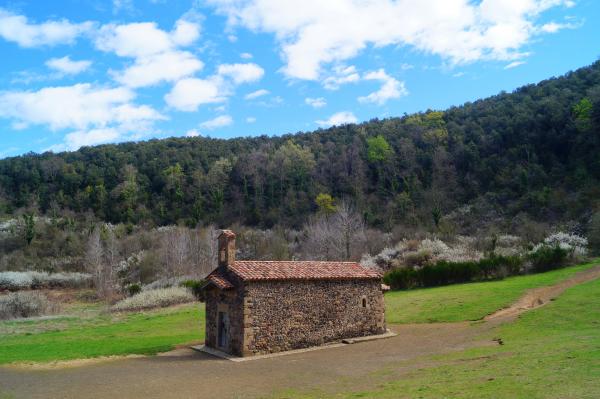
[229, 260, 381, 281]
[205, 270, 234, 290]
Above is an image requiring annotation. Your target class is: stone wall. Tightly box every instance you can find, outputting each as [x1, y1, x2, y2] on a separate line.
[242, 279, 385, 355]
[205, 282, 245, 356]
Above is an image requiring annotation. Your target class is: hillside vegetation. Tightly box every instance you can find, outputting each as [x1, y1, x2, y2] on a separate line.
[1, 62, 599, 233]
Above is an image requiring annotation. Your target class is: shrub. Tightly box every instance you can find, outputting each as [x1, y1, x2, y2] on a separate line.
[383, 254, 524, 290]
[419, 260, 480, 287]
[540, 232, 588, 259]
[0, 271, 92, 291]
[383, 267, 419, 290]
[181, 280, 206, 301]
[0, 292, 59, 320]
[111, 287, 195, 312]
[528, 245, 569, 272]
[126, 283, 142, 297]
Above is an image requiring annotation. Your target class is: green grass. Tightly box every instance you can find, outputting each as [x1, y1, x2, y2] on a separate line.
[277, 268, 600, 398]
[0, 304, 204, 364]
[385, 260, 599, 323]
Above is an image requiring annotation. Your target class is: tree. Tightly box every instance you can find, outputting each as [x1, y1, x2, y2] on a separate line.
[22, 213, 35, 245]
[304, 200, 365, 261]
[366, 135, 393, 163]
[574, 97, 593, 131]
[315, 193, 336, 215]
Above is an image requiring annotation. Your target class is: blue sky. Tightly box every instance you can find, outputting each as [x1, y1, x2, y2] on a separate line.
[0, 0, 598, 158]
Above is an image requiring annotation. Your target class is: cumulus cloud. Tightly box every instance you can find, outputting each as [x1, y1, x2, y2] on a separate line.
[113, 50, 203, 88]
[64, 127, 121, 149]
[245, 89, 269, 100]
[323, 65, 360, 90]
[199, 115, 233, 129]
[358, 69, 407, 105]
[208, 0, 576, 80]
[316, 111, 358, 127]
[45, 56, 92, 75]
[305, 97, 326, 108]
[217, 63, 264, 84]
[246, 116, 256, 123]
[96, 18, 203, 87]
[0, 8, 93, 47]
[164, 77, 225, 111]
[240, 52, 253, 59]
[0, 83, 165, 150]
[185, 129, 201, 137]
[166, 62, 265, 111]
[0, 83, 163, 130]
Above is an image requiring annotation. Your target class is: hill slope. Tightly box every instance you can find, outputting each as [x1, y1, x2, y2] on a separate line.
[1, 62, 599, 231]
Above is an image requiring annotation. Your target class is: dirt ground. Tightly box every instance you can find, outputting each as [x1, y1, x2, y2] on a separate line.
[1, 265, 599, 399]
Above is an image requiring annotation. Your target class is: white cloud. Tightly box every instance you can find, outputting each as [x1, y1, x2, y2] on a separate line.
[45, 56, 92, 75]
[200, 115, 233, 130]
[504, 60, 526, 69]
[305, 97, 326, 108]
[245, 89, 269, 100]
[0, 8, 93, 47]
[246, 116, 256, 123]
[171, 19, 201, 45]
[113, 50, 203, 88]
[96, 18, 203, 88]
[316, 111, 358, 127]
[0, 83, 165, 151]
[185, 129, 201, 137]
[208, 0, 576, 80]
[0, 83, 163, 131]
[96, 22, 172, 57]
[240, 52, 253, 59]
[217, 63, 264, 84]
[166, 62, 266, 111]
[323, 65, 360, 90]
[358, 69, 407, 105]
[64, 127, 121, 149]
[164, 77, 225, 111]
[400, 63, 414, 71]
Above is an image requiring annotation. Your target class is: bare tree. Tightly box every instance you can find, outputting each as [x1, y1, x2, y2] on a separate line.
[303, 200, 366, 261]
[85, 227, 116, 300]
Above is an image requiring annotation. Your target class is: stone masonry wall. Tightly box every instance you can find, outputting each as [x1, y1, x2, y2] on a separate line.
[205, 283, 245, 356]
[242, 279, 385, 355]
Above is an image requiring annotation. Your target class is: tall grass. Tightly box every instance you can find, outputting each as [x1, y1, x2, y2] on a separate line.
[112, 287, 195, 312]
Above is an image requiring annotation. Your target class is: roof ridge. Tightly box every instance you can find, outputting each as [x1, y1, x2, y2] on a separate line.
[234, 260, 360, 263]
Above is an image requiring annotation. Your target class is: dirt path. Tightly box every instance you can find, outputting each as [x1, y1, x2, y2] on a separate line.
[1, 265, 599, 399]
[485, 264, 600, 322]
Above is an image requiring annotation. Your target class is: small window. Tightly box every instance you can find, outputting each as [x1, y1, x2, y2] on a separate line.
[362, 298, 367, 308]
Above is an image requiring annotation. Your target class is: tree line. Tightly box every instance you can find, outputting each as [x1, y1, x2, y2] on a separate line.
[1, 61, 599, 234]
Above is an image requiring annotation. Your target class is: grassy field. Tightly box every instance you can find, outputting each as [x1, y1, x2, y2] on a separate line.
[0, 260, 596, 365]
[385, 260, 599, 323]
[0, 304, 203, 364]
[285, 274, 600, 398]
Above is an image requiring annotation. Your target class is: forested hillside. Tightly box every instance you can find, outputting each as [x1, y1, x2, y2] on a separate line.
[1, 61, 600, 232]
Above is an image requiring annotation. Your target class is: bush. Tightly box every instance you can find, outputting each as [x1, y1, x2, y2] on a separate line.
[420, 260, 480, 287]
[383, 255, 524, 290]
[111, 287, 195, 312]
[383, 268, 419, 290]
[126, 283, 142, 297]
[528, 245, 569, 272]
[181, 280, 205, 301]
[0, 292, 59, 320]
[0, 271, 92, 291]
